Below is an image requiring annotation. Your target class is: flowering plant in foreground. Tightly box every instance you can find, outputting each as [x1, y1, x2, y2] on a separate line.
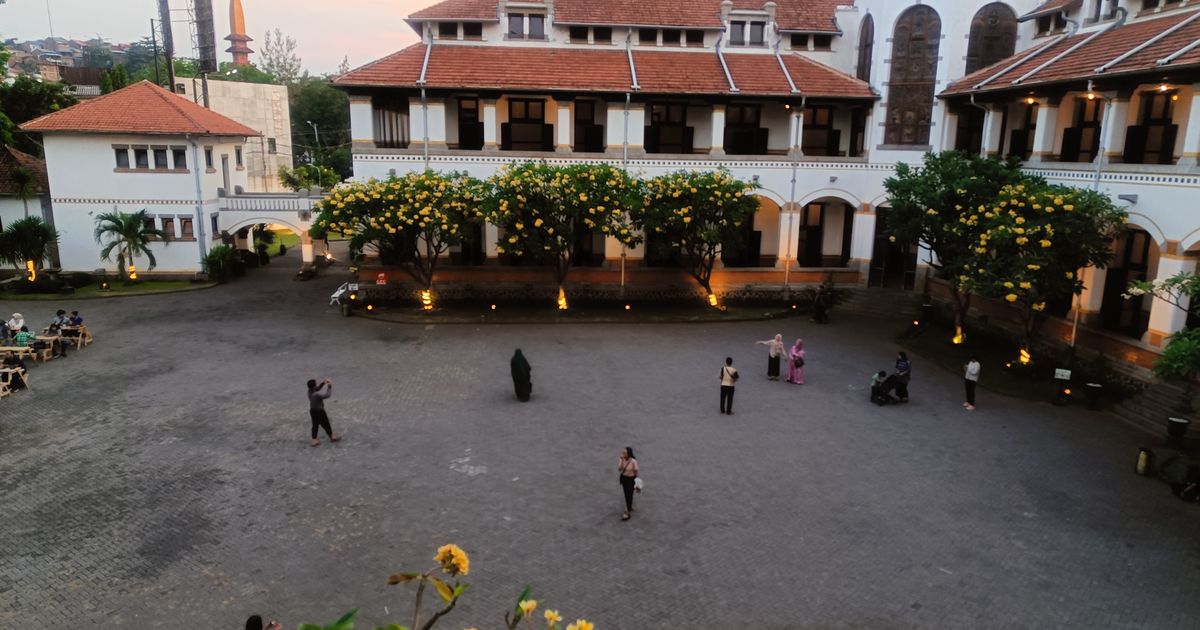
[300, 546, 595, 630]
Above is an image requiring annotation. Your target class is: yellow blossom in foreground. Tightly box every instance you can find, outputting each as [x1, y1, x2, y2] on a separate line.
[1019, 281, 1032, 289]
[1003, 282, 1014, 289]
[519, 600, 538, 616]
[1032, 302, 1047, 312]
[545, 610, 563, 625]
[1005, 294, 1018, 302]
[434, 544, 470, 576]
[566, 621, 594, 630]
[1065, 271, 1074, 279]
[1040, 239, 1052, 248]
[1027, 264, 1040, 270]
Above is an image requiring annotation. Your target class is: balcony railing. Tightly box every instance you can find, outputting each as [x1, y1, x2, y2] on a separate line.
[724, 127, 769, 155]
[645, 125, 695, 154]
[1123, 124, 1179, 165]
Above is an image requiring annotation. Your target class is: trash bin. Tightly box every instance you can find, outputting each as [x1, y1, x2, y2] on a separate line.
[1167, 417, 1190, 449]
[1085, 382, 1104, 410]
[1136, 447, 1154, 476]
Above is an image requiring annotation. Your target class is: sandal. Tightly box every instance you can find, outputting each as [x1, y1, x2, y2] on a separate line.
[311, 439, 320, 447]
[621, 511, 630, 520]
[330, 436, 342, 442]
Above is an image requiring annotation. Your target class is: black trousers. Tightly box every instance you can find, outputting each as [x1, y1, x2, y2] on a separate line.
[767, 356, 780, 378]
[620, 475, 636, 512]
[310, 409, 334, 439]
[896, 378, 909, 401]
[965, 379, 977, 406]
[720, 385, 735, 413]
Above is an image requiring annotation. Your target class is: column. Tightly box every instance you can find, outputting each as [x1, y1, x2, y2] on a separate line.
[482, 99, 499, 151]
[710, 104, 726, 156]
[348, 95, 375, 149]
[788, 109, 804, 158]
[409, 97, 448, 150]
[775, 204, 796, 268]
[1100, 92, 1130, 163]
[556, 99, 573, 153]
[484, 222, 500, 262]
[1070, 265, 1108, 326]
[1177, 84, 1200, 167]
[849, 203, 876, 284]
[605, 101, 646, 156]
[981, 105, 1005, 157]
[1144, 251, 1198, 347]
[300, 232, 314, 267]
[941, 111, 960, 154]
[1028, 97, 1061, 163]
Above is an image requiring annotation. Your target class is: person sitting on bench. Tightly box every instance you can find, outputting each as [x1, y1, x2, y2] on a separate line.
[3, 351, 27, 390]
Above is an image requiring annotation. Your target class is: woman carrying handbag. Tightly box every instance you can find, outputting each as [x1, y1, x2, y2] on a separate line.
[618, 446, 640, 521]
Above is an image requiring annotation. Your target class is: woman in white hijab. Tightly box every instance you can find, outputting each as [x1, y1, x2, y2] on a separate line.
[7, 313, 25, 333]
[754, 333, 786, 381]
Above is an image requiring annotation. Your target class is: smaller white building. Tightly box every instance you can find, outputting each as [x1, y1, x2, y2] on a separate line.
[20, 81, 258, 274]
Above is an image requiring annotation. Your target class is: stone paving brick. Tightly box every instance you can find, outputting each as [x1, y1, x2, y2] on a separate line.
[2, 256, 1199, 628]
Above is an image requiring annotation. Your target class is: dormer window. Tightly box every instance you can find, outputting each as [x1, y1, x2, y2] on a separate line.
[1035, 12, 1067, 36]
[463, 23, 483, 39]
[570, 26, 588, 42]
[507, 13, 546, 40]
[438, 22, 458, 39]
[685, 30, 704, 46]
[663, 29, 681, 46]
[639, 28, 658, 44]
[729, 20, 766, 47]
[594, 27, 613, 43]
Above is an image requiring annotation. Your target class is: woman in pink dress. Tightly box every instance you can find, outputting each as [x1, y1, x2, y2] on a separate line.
[787, 338, 805, 384]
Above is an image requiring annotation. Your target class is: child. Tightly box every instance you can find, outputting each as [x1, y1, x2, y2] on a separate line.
[870, 370, 894, 405]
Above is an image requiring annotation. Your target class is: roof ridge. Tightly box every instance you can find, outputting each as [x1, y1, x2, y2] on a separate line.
[785, 52, 870, 88]
[335, 43, 427, 84]
[18, 78, 137, 130]
[145, 81, 211, 133]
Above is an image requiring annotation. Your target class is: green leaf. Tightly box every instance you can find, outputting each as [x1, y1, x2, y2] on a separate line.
[328, 608, 360, 630]
[299, 625, 324, 630]
[453, 583, 470, 597]
[430, 576, 454, 603]
[387, 572, 422, 585]
[513, 585, 533, 616]
[373, 625, 410, 630]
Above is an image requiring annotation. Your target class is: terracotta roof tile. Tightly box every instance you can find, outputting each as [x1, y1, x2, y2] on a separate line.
[555, 0, 723, 27]
[1019, 0, 1081, 22]
[409, 0, 498, 21]
[19, 81, 260, 137]
[336, 44, 873, 99]
[765, 0, 844, 33]
[943, 10, 1200, 96]
[0, 146, 49, 196]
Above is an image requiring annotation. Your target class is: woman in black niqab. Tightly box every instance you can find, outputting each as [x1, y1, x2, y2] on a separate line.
[511, 349, 532, 402]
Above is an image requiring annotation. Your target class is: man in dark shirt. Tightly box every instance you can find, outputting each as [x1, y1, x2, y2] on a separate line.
[306, 378, 341, 447]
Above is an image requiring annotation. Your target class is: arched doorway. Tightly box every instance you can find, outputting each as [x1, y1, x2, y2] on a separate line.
[1100, 226, 1159, 338]
[868, 205, 917, 289]
[791, 196, 855, 268]
[222, 216, 316, 267]
[722, 195, 781, 267]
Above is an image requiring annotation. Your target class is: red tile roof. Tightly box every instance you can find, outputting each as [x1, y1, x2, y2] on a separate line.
[943, 10, 1200, 96]
[408, 0, 841, 31]
[20, 81, 260, 137]
[0, 146, 49, 196]
[335, 44, 874, 99]
[409, 0, 498, 21]
[1019, 0, 1081, 22]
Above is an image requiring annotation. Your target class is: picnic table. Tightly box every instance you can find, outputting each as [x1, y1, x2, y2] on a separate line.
[0, 346, 35, 361]
[60, 325, 93, 349]
[0, 366, 28, 396]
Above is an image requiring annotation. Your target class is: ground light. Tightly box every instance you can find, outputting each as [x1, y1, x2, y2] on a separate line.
[625, 304, 631, 311]
[952, 326, 966, 345]
[490, 304, 497, 310]
[99, 280, 110, 291]
[24, 260, 35, 282]
[127, 265, 138, 280]
[1055, 385, 1072, 406]
[1019, 348, 1032, 365]
[557, 286, 568, 310]
[707, 293, 719, 308]
[366, 304, 375, 312]
[421, 289, 434, 311]
[324, 251, 334, 262]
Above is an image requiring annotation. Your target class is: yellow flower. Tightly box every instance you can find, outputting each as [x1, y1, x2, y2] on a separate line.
[545, 609, 563, 625]
[1005, 294, 1018, 302]
[1063, 204, 1074, 211]
[1027, 264, 1040, 270]
[1014, 217, 1025, 225]
[1065, 271, 1074, 279]
[1040, 239, 1052, 248]
[434, 544, 470, 576]
[1019, 281, 1032, 289]
[519, 600, 538, 616]
[1003, 282, 1014, 289]
[1032, 302, 1047, 312]
[566, 621, 594, 630]
[534, 218, 544, 228]
[1016, 237, 1029, 245]
[889, 236, 896, 242]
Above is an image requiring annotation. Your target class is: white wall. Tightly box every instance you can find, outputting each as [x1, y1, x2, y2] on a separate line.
[178, 80, 292, 192]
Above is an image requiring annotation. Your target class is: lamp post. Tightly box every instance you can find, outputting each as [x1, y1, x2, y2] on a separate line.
[306, 119, 322, 174]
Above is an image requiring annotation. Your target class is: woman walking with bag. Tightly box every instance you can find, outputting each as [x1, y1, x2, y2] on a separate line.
[787, 339, 805, 384]
[754, 334, 786, 380]
[618, 446, 640, 521]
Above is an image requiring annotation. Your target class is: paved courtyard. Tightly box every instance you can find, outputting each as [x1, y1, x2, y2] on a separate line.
[2, 254, 1199, 629]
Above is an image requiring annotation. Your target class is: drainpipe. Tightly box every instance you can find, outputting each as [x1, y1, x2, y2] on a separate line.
[186, 136, 209, 263]
[968, 94, 990, 158]
[417, 24, 434, 170]
[1070, 81, 1112, 350]
[784, 94, 805, 294]
[715, 32, 738, 93]
[622, 92, 631, 167]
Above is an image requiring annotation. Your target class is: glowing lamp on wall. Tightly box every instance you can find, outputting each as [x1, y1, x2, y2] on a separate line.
[1023, 96, 1036, 105]
[707, 293, 719, 308]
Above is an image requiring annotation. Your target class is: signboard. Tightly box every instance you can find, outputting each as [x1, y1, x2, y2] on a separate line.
[348, 283, 359, 292]
[1054, 368, 1072, 381]
[375, 272, 388, 285]
[193, 0, 219, 73]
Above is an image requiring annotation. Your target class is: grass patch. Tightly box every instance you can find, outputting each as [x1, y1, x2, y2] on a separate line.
[266, 231, 301, 256]
[1, 279, 214, 301]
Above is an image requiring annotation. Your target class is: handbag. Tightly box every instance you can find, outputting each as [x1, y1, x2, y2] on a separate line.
[634, 477, 643, 493]
[793, 356, 805, 368]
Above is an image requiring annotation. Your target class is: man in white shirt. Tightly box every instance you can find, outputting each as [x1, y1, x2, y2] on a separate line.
[963, 355, 981, 411]
[720, 357, 739, 415]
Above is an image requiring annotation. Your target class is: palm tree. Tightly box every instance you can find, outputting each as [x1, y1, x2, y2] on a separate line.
[94, 210, 167, 279]
[11, 165, 36, 218]
[0, 216, 58, 271]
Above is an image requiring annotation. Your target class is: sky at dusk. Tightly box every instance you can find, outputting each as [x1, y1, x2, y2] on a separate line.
[1, 0, 443, 73]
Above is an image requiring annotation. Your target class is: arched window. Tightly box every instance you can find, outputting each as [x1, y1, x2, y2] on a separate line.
[883, 6, 942, 146]
[965, 3, 1017, 74]
[856, 14, 875, 83]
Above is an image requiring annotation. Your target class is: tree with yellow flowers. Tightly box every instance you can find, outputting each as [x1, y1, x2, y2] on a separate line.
[481, 161, 642, 304]
[633, 169, 759, 298]
[965, 184, 1126, 345]
[309, 171, 484, 290]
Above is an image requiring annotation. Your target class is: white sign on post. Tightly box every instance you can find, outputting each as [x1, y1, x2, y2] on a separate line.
[1054, 368, 1072, 381]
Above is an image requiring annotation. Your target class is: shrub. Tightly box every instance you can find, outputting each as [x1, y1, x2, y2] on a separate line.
[203, 245, 241, 283]
[239, 249, 260, 269]
[65, 272, 94, 289]
[12, 276, 65, 294]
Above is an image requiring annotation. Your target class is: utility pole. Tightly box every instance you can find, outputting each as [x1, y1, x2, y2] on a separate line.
[307, 120, 322, 171]
[150, 19, 162, 86]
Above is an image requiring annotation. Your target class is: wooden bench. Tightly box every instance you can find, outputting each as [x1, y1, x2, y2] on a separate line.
[0, 367, 27, 393]
[61, 326, 93, 349]
[0, 346, 35, 361]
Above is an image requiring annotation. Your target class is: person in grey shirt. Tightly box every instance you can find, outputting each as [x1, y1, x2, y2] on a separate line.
[307, 378, 341, 447]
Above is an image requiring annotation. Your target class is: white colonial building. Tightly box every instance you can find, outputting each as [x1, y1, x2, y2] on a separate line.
[19, 81, 280, 274]
[327, 0, 1200, 356]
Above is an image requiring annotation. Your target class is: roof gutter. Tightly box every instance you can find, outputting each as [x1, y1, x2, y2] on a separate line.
[972, 36, 1064, 90]
[1097, 8, 1188, 73]
[716, 32, 739, 93]
[1013, 16, 1117, 85]
[625, 30, 641, 91]
[773, 34, 800, 94]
